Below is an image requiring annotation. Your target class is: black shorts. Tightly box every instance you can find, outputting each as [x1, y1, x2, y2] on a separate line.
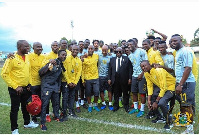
[131, 77, 147, 94]
[85, 79, 99, 97]
[99, 76, 111, 92]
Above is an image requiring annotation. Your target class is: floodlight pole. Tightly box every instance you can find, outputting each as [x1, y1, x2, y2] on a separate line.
[71, 20, 74, 41]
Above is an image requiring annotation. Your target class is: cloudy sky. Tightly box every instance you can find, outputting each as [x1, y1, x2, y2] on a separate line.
[0, 0, 199, 52]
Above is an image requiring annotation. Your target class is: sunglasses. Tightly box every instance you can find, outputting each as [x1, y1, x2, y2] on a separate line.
[115, 51, 122, 53]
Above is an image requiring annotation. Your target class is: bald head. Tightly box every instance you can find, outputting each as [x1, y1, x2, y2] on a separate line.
[33, 42, 43, 55]
[102, 45, 108, 50]
[102, 45, 108, 56]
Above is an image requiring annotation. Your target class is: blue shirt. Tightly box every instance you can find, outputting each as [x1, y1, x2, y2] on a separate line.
[98, 55, 112, 77]
[128, 48, 148, 77]
[94, 49, 102, 56]
[82, 48, 88, 55]
[175, 47, 195, 83]
[161, 54, 175, 76]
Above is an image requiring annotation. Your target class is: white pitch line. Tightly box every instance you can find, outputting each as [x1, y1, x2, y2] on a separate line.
[0, 102, 178, 134]
[69, 116, 178, 134]
[0, 102, 11, 106]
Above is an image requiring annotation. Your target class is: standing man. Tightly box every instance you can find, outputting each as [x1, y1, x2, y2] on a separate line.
[140, 60, 175, 130]
[108, 47, 133, 112]
[77, 41, 88, 110]
[81, 45, 100, 112]
[98, 45, 113, 111]
[41, 41, 60, 122]
[1, 40, 39, 134]
[39, 50, 67, 131]
[28, 42, 45, 123]
[62, 45, 82, 118]
[170, 34, 196, 134]
[128, 39, 148, 117]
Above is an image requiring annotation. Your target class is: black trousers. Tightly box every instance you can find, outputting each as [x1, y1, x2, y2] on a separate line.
[8, 87, 31, 131]
[61, 82, 76, 114]
[113, 73, 129, 108]
[40, 90, 59, 125]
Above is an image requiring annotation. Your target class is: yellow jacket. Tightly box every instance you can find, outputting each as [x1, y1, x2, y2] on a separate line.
[1, 54, 31, 89]
[66, 49, 71, 56]
[28, 52, 45, 86]
[41, 51, 58, 67]
[173, 49, 198, 82]
[82, 54, 99, 82]
[144, 68, 175, 97]
[147, 47, 164, 66]
[63, 55, 82, 85]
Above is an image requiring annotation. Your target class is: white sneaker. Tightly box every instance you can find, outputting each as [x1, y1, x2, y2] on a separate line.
[24, 121, 39, 128]
[12, 129, 19, 134]
[182, 124, 194, 134]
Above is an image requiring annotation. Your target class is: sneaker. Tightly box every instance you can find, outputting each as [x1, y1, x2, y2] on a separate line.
[182, 124, 194, 134]
[82, 104, 88, 109]
[137, 111, 144, 117]
[152, 116, 166, 123]
[24, 121, 39, 128]
[109, 105, 114, 111]
[88, 107, 92, 112]
[54, 118, 64, 122]
[76, 107, 81, 113]
[46, 115, 51, 122]
[69, 112, 77, 117]
[129, 108, 139, 114]
[94, 106, 100, 112]
[32, 117, 39, 124]
[119, 101, 123, 108]
[40, 124, 47, 131]
[146, 111, 156, 119]
[12, 129, 19, 134]
[101, 105, 106, 110]
[163, 123, 173, 131]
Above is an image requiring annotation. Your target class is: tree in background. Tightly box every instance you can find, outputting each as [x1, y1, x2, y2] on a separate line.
[118, 39, 121, 47]
[190, 28, 199, 47]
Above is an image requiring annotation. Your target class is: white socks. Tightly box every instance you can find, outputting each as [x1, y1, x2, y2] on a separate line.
[102, 101, 106, 105]
[81, 100, 84, 105]
[140, 103, 145, 111]
[109, 102, 112, 106]
[76, 101, 80, 108]
[134, 102, 138, 109]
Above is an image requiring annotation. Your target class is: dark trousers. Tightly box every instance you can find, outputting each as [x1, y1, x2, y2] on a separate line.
[40, 90, 59, 124]
[151, 86, 174, 121]
[61, 82, 76, 114]
[8, 87, 31, 131]
[113, 73, 129, 108]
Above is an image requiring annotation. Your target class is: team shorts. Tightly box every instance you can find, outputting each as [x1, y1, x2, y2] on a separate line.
[99, 76, 111, 92]
[131, 77, 147, 94]
[85, 78, 99, 97]
[175, 82, 195, 107]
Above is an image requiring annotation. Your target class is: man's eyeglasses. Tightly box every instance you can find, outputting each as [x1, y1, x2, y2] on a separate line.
[115, 51, 122, 53]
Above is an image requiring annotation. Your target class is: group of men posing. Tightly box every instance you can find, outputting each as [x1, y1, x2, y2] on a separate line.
[1, 29, 198, 134]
